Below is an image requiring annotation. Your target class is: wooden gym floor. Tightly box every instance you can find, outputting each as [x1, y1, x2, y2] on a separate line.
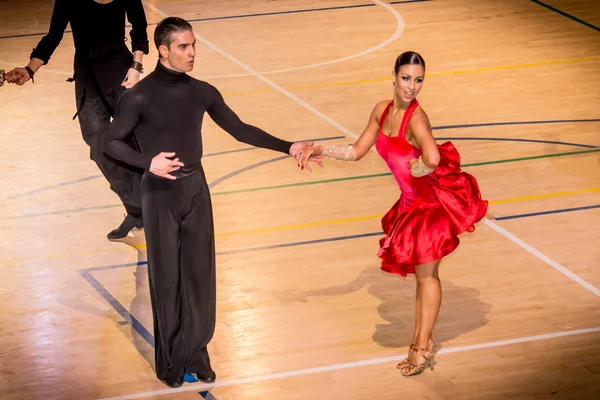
[1, 0, 599, 399]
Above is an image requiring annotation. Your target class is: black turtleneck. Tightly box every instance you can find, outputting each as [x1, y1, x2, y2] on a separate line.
[104, 61, 294, 173]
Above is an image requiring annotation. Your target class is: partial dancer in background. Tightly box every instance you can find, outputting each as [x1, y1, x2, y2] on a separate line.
[6, 0, 150, 239]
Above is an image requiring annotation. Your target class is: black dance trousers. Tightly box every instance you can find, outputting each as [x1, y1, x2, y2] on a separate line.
[76, 83, 143, 217]
[141, 169, 216, 383]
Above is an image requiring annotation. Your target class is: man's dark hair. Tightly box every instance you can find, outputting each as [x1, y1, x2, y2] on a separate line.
[154, 17, 193, 52]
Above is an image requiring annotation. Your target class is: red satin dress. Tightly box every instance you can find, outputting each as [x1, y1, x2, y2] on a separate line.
[375, 99, 488, 277]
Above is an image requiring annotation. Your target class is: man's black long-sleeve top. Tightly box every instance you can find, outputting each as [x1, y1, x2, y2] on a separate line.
[31, 0, 149, 95]
[104, 61, 294, 174]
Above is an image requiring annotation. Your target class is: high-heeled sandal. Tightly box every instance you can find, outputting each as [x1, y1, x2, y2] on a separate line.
[400, 347, 436, 377]
[397, 340, 438, 369]
[396, 344, 415, 369]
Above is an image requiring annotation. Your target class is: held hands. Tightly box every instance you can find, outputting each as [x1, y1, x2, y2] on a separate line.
[295, 144, 325, 171]
[290, 142, 323, 172]
[150, 152, 184, 180]
[121, 68, 141, 89]
[290, 142, 324, 172]
[5, 68, 32, 86]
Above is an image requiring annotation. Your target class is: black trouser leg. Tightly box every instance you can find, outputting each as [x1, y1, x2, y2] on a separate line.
[76, 84, 143, 217]
[142, 171, 216, 385]
[179, 172, 216, 375]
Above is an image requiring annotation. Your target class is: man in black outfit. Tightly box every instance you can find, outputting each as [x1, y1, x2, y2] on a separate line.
[7, 0, 149, 239]
[104, 17, 319, 388]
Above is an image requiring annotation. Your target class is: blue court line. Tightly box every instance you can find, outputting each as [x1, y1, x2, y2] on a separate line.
[79, 269, 155, 346]
[0, 0, 429, 40]
[204, 135, 345, 159]
[79, 266, 201, 384]
[0, 175, 104, 202]
[434, 119, 600, 139]
[209, 155, 288, 188]
[200, 391, 218, 400]
[496, 204, 600, 220]
[530, 0, 600, 33]
[433, 136, 598, 149]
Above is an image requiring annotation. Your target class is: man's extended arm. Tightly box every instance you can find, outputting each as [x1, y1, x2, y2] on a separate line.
[205, 84, 294, 154]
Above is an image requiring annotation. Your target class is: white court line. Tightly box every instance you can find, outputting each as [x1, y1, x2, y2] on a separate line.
[483, 218, 600, 296]
[97, 326, 600, 399]
[193, 1, 405, 79]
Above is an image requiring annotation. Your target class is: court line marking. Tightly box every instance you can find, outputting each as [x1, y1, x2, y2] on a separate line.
[482, 219, 600, 296]
[173, 0, 407, 79]
[144, 0, 600, 302]
[96, 326, 600, 399]
[495, 204, 600, 220]
[530, 0, 600, 33]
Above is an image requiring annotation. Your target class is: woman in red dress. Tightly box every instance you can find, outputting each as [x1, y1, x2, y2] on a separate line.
[297, 51, 488, 376]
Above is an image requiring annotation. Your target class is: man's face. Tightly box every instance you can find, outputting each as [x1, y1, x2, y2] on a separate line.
[160, 30, 196, 72]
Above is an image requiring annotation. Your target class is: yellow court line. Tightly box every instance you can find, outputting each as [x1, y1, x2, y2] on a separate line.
[288, 56, 600, 91]
[2, 187, 599, 264]
[214, 187, 600, 237]
[217, 214, 382, 238]
[489, 187, 600, 204]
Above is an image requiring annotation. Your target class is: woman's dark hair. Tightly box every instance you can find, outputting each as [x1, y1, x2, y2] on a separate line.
[154, 17, 193, 51]
[394, 51, 426, 75]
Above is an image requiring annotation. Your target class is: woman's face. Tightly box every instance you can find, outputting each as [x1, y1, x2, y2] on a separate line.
[393, 64, 425, 103]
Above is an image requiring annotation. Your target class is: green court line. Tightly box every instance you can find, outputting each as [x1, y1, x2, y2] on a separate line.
[212, 173, 391, 196]
[530, 0, 600, 33]
[8, 148, 599, 219]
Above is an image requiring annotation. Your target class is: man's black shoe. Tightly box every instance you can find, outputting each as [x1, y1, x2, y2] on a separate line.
[161, 377, 183, 388]
[107, 213, 143, 240]
[192, 370, 216, 384]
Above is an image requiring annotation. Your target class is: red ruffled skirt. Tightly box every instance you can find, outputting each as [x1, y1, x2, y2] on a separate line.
[377, 142, 488, 277]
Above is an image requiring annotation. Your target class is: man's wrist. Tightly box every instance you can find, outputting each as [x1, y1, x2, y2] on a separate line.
[24, 66, 35, 83]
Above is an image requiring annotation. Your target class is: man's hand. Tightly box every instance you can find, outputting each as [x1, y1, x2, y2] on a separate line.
[121, 68, 141, 89]
[290, 141, 323, 172]
[150, 152, 184, 180]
